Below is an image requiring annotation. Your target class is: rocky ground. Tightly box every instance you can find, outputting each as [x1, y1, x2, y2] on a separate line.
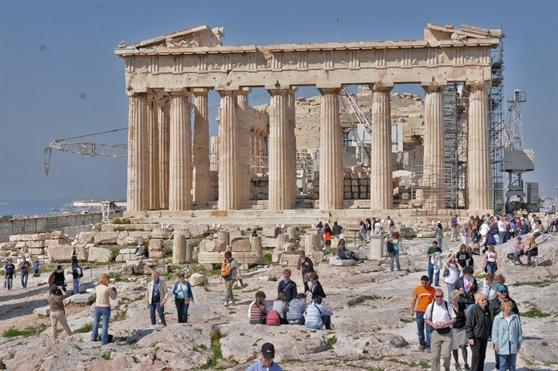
[1, 233, 557, 371]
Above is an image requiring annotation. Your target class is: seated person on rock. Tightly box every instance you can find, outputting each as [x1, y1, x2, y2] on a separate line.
[337, 239, 359, 261]
[248, 291, 267, 325]
[270, 292, 289, 325]
[287, 293, 307, 325]
[512, 237, 525, 265]
[305, 296, 332, 330]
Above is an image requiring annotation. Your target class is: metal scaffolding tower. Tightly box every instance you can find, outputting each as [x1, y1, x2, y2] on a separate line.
[489, 40, 505, 213]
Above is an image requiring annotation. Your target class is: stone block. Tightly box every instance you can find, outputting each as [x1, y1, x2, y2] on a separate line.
[229, 230, 243, 240]
[15, 241, 28, 249]
[151, 228, 173, 239]
[249, 236, 262, 254]
[87, 247, 113, 263]
[77, 231, 96, 244]
[149, 239, 163, 251]
[189, 272, 208, 286]
[272, 251, 284, 263]
[128, 231, 151, 243]
[93, 232, 119, 245]
[44, 239, 69, 248]
[28, 248, 45, 256]
[276, 234, 289, 250]
[29, 240, 45, 248]
[67, 293, 96, 305]
[369, 237, 384, 260]
[34, 306, 50, 317]
[311, 251, 325, 265]
[329, 256, 358, 266]
[231, 238, 252, 252]
[263, 226, 280, 238]
[49, 231, 64, 239]
[199, 238, 223, 253]
[150, 249, 164, 258]
[74, 244, 89, 261]
[279, 253, 300, 267]
[116, 231, 129, 245]
[48, 245, 75, 262]
[0, 241, 16, 250]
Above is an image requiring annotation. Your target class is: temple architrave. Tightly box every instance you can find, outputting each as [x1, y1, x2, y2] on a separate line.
[115, 24, 502, 222]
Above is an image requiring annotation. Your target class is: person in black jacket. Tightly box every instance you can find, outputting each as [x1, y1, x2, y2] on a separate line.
[453, 266, 478, 310]
[277, 269, 297, 302]
[297, 251, 314, 293]
[308, 272, 326, 300]
[450, 290, 470, 370]
[466, 293, 491, 371]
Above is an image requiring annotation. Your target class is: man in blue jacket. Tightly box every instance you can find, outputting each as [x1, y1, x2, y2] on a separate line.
[277, 269, 297, 302]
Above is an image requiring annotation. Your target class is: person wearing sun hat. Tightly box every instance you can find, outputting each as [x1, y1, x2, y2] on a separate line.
[246, 342, 283, 371]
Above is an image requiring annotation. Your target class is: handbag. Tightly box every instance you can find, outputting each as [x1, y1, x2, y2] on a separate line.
[314, 304, 331, 330]
[442, 267, 450, 278]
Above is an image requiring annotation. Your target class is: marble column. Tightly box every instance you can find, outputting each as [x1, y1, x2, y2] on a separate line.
[237, 88, 251, 207]
[467, 81, 492, 211]
[192, 88, 210, 205]
[268, 89, 290, 210]
[370, 84, 393, 210]
[287, 89, 297, 208]
[217, 90, 240, 210]
[147, 93, 160, 210]
[168, 90, 192, 211]
[126, 92, 148, 212]
[422, 83, 445, 210]
[158, 96, 170, 210]
[319, 88, 343, 210]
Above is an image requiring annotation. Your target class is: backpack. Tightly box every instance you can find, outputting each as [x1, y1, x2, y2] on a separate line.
[386, 241, 395, 254]
[266, 309, 281, 326]
[221, 261, 232, 278]
[429, 300, 452, 334]
[77, 266, 83, 278]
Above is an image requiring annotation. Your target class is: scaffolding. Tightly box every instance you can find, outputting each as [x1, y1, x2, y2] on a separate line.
[490, 40, 505, 213]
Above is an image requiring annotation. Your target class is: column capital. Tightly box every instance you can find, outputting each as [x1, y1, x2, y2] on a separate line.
[317, 87, 341, 95]
[421, 81, 447, 93]
[267, 88, 291, 96]
[465, 80, 491, 92]
[370, 82, 393, 93]
[191, 87, 210, 96]
[166, 88, 189, 97]
[237, 87, 251, 96]
[125, 90, 147, 97]
[216, 89, 239, 98]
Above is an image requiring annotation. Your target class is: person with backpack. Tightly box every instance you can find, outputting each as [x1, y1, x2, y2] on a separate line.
[172, 273, 194, 323]
[91, 273, 117, 345]
[297, 251, 314, 293]
[268, 292, 288, 326]
[19, 258, 31, 289]
[277, 269, 297, 302]
[305, 296, 332, 330]
[387, 231, 402, 272]
[146, 271, 168, 326]
[69, 259, 83, 295]
[47, 285, 73, 343]
[424, 288, 456, 371]
[248, 291, 267, 325]
[4, 259, 15, 290]
[427, 241, 442, 287]
[466, 293, 491, 371]
[450, 290, 470, 371]
[221, 251, 238, 307]
[287, 293, 307, 325]
[32, 259, 40, 277]
[49, 265, 66, 290]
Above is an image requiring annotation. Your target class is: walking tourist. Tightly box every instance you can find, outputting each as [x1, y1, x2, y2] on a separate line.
[427, 241, 442, 286]
[443, 253, 460, 298]
[450, 290, 469, 371]
[246, 342, 283, 371]
[305, 296, 332, 330]
[277, 269, 297, 302]
[248, 291, 267, 325]
[424, 288, 456, 371]
[146, 271, 168, 326]
[481, 272, 498, 303]
[221, 251, 239, 306]
[47, 285, 73, 343]
[19, 257, 30, 289]
[492, 300, 523, 371]
[435, 222, 444, 249]
[172, 273, 194, 323]
[483, 244, 498, 275]
[4, 259, 15, 290]
[287, 293, 307, 325]
[454, 266, 478, 311]
[411, 275, 436, 352]
[69, 259, 83, 294]
[388, 231, 402, 272]
[91, 273, 117, 345]
[331, 221, 343, 237]
[465, 293, 491, 371]
[450, 215, 458, 242]
[489, 283, 520, 370]
[49, 265, 66, 289]
[308, 272, 326, 300]
[297, 251, 314, 293]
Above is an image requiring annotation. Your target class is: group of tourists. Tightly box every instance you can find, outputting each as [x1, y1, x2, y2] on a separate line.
[3, 256, 40, 290]
[358, 216, 396, 242]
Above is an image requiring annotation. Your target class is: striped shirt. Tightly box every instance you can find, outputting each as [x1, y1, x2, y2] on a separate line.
[249, 302, 266, 324]
[305, 303, 332, 329]
[287, 298, 306, 323]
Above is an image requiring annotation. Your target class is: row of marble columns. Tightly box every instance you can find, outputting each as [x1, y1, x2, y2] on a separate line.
[127, 81, 491, 213]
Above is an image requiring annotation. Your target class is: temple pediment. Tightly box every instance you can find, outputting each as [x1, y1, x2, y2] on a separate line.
[425, 23, 503, 46]
[118, 25, 224, 50]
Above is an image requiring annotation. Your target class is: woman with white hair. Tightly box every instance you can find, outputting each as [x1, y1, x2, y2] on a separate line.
[465, 293, 491, 371]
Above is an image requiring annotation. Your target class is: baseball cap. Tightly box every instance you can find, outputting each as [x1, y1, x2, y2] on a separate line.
[496, 284, 508, 293]
[261, 343, 275, 359]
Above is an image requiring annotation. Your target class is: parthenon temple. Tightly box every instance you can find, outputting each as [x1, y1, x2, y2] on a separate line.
[115, 24, 503, 220]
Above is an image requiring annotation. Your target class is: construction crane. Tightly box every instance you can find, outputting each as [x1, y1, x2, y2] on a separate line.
[43, 127, 127, 175]
[339, 88, 372, 165]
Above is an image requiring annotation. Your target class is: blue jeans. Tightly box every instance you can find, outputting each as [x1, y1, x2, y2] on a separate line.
[149, 302, 166, 325]
[428, 261, 439, 286]
[6, 276, 13, 290]
[499, 353, 516, 371]
[416, 311, 431, 348]
[175, 297, 190, 323]
[21, 272, 28, 288]
[73, 278, 80, 294]
[499, 232, 506, 244]
[390, 252, 400, 271]
[486, 261, 497, 275]
[446, 283, 454, 299]
[91, 306, 111, 345]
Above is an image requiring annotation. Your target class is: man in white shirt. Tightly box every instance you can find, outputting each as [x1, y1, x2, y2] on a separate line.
[425, 288, 457, 371]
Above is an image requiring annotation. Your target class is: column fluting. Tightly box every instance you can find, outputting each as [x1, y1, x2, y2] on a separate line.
[192, 88, 210, 205]
[126, 92, 148, 212]
[217, 90, 240, 210]
[158, 96, 170, 209]
[268, 89, 290, 210]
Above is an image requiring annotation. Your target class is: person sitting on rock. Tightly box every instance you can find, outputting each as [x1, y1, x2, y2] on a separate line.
[248, 291, 267, 325]
[305, 296, 332, 330]
[277, 269, 297, 302]
[524, 235, 539, 266]
[513, 237, 525, 265]
[308, 272, 326, 300]
[271, 292, 289, 324]
[287, 293, 307, 325]
[337, 239, 359, 261]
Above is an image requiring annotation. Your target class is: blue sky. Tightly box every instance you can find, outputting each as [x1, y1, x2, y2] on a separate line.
[0, 0, 556, 214]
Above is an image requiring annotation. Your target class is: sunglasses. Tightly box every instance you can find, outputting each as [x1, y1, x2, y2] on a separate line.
[435, 295, 443, 298]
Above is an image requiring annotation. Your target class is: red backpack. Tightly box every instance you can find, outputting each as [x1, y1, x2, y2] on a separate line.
[266, 309, 281, 326]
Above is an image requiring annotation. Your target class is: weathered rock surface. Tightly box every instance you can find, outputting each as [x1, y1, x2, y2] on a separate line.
[87, 247, 113, 263]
